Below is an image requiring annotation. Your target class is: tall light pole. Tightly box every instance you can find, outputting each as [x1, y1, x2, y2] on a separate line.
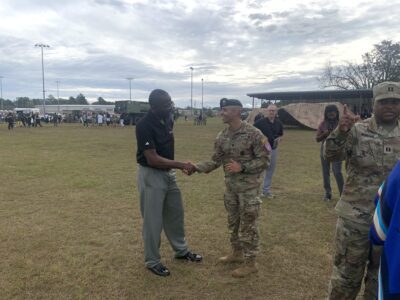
[126, 77, 133, 101]
[201, 78, 204, 112]
[55, 80, 60, 114]
[190, 67, 193, 116]
[0, 76, 3, 111]
[35, 43, 50, 115]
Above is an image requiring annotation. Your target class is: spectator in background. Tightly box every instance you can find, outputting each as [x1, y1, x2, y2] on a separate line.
[52, 113, 58, 127]
[119, 113, 125, 127]
[35, 113, 42, 127]
[5, 112, 14, 130]
[316, 105, 344, 201]
[82, 112, 89, 127]
[97, 113, 104, 126]
[106, 113, 111, 126]
[253, 104, 283, 199]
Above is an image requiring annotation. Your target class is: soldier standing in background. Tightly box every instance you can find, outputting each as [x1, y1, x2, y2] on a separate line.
[192, 98, 270, 278]
[325, 81, 400, 300]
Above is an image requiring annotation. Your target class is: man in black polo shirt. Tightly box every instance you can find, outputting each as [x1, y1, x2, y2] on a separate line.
[135, 89, 202, 277]
[254, 104, 283, 198]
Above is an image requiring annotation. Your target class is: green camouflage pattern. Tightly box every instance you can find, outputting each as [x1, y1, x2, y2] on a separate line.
[196, 121, 270, 258]
[224, 188, 261, 258]
[324, 116, 400, 225]
[196, 121, 270, 193]
[328, 217, 381, 300]
[325, 116, 399, 299]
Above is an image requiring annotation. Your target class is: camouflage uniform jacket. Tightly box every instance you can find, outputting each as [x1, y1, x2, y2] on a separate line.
[324, 116, 400, 225]
[196, 122, 271, 193]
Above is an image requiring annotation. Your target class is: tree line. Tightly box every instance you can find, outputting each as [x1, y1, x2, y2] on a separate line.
[0, 94, 114, 110]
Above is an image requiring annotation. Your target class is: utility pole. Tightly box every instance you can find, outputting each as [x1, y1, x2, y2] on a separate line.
[56, 80, 60, 114]
[126, 77, 133, 101]
[35, 43, 50, 114]
[190, 67, 193, 116]
[201, 78, 204, 112]
[0, 76, 3, 111]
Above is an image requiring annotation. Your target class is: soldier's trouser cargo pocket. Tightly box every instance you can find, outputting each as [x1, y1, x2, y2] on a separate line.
[328, 217, 379, 300]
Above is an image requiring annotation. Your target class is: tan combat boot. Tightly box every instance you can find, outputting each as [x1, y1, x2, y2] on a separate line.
[231, 258, 258, 278]
[217, 250, 244, 264]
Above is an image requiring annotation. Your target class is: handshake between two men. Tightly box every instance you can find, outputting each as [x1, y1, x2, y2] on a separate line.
[181, 159, 243, 176]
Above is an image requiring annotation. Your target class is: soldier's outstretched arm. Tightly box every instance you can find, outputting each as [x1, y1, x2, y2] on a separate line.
[195, 136, 223, 174]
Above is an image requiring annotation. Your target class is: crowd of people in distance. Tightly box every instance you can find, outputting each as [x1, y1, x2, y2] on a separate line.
[2, 111, 51, 130]
[193, 113, 207, 125]
[80, 111, 122, 127]
[0, 111, 130, 130]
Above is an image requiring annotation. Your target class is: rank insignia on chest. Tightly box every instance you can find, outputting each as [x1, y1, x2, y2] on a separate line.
[384, 146, 392, 154]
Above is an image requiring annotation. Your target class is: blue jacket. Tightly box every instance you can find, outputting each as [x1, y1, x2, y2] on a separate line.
[370, 160, 400, 299]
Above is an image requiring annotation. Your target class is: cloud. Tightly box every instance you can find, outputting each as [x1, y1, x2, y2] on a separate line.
[0, 0, 399, 106]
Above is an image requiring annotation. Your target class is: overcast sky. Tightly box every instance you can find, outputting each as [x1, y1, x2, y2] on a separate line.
[0, 0, 399, 108]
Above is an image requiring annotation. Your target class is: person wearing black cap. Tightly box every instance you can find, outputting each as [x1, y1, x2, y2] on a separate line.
[315, 104, 344, 201]
[135, 89, 202, 277]
[190, 98, 270, 278]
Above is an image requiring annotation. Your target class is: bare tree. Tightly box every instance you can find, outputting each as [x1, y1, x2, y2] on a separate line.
[319, 40, 400, 89]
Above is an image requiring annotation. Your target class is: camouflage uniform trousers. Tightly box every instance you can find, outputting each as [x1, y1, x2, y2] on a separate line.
[224, 188, 261, 258]
[328, 216, 382, 300]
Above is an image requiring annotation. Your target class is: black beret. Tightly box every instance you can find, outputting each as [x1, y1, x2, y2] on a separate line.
[220, 98, 243, 108]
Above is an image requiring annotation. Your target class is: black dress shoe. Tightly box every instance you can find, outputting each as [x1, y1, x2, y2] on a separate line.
[175, 251, 203, 262]
[147, 263, 170, 277]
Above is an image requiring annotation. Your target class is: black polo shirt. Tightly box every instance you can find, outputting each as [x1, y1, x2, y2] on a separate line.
[254, 117, 283, 149]
[136, 110, 174, 167]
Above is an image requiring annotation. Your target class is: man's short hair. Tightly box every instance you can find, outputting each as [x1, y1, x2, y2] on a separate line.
[149, 89, 171, 107]
[266, 104, 277, 110]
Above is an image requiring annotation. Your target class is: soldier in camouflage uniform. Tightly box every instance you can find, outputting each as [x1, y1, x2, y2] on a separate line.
[193, 98, 271, 278]
[325, 81, 400, 300]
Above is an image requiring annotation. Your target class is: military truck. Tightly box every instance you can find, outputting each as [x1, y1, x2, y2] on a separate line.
[114, 100, 150, 125]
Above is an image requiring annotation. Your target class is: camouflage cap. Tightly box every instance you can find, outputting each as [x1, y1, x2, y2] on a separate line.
[373, 81, 400, 101]
[220, 98, 243, 108]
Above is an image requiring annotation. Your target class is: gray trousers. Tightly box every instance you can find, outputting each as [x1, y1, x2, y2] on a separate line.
[137, 165, 188, 268]
[320, 145, 344, 197]
[263, 148, 277, 194]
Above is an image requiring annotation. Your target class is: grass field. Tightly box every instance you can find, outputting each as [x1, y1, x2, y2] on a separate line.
[0, 118, 341, 300]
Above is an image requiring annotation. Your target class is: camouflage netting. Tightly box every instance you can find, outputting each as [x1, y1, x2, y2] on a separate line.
[246, 102, 354, 130]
